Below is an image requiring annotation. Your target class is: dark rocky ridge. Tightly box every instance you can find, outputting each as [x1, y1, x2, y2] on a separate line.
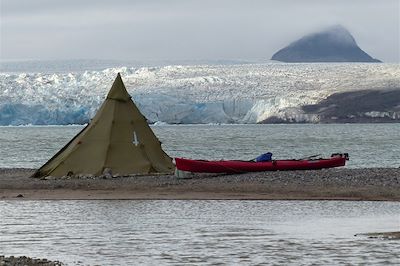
[261, 89, 400, 123]
[302, 89, 400, 123]
[271, 25, 381, 63]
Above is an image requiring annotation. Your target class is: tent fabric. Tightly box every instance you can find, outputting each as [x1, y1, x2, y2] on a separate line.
[33, 73, 174, 178]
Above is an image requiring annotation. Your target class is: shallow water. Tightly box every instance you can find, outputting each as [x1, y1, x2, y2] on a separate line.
[0, 123, 399, 168]
[1, 200, 399, 265]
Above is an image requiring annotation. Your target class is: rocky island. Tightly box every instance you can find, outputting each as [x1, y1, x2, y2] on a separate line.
[271, 25, 381, 63]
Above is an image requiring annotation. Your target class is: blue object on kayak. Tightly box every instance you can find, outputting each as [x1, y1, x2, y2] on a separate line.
[255, 152, 273, 162]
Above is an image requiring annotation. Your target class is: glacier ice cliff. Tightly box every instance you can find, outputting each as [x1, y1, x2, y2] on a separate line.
[0, 63, 399, 125]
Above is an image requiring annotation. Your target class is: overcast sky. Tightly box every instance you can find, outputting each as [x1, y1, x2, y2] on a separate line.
[1, 0, 399, 63]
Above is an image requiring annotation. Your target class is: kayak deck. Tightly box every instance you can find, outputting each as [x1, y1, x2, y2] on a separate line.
[175, 153, 349, 173]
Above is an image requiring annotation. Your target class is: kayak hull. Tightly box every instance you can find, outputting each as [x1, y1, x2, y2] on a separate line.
[175, 154, 348, 173]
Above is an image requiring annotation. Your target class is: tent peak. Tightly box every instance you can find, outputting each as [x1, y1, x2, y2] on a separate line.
[107, 73, 131, 101]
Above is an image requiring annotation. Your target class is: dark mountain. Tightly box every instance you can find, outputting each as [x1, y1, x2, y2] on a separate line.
[271, 25, 381, 63]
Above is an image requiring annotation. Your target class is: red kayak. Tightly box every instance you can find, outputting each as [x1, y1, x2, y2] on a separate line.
[175, 153, 349, 173]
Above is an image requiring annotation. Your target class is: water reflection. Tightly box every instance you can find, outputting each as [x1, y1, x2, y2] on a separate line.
[1, 200, 399, 265]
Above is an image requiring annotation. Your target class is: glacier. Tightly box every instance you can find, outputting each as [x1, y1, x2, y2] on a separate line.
[0, 63, 399, 125]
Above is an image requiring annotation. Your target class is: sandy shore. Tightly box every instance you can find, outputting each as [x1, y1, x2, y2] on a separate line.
[0, 168, 399, 200]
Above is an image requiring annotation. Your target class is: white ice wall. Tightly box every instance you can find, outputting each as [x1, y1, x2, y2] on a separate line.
[0, 63, 399, 125]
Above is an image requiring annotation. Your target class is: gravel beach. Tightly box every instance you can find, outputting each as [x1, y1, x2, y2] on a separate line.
[0, 168, 399, 200]
[0, 256, 63, 266]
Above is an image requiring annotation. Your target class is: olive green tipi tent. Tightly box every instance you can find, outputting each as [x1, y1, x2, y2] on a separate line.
[33, 73, 174, 178]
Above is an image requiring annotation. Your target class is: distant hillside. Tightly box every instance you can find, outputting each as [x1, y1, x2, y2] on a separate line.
[260, 89, 400, 124]
[271, 25, 381, 63]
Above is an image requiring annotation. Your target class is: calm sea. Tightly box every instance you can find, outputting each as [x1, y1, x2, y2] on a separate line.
[0, 124, 399, 168]
[1, 124, 399, 265]
[1, 200, 399, 265]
